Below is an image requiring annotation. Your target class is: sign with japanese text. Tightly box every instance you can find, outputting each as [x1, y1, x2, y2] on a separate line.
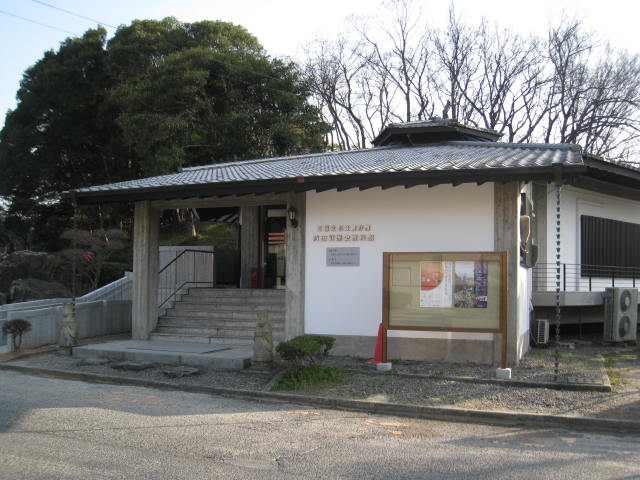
[313, 224, 375, 242]
[326, 247, 360, 267]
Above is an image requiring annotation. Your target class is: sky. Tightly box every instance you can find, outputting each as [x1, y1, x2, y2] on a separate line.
[1, 0, 639, 130]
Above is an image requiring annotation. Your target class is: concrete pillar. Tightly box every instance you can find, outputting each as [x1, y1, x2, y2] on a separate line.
[494, 182, 520, 365]
[239, 206, 260, 288]
[285, 192, 306, 339]
[132, 200, 159, 339]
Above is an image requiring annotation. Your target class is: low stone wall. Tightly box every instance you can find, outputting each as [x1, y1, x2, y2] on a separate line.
[5, 305, 63, 351]
[76, 300, 132, 339]
[0, 300, 131, 353]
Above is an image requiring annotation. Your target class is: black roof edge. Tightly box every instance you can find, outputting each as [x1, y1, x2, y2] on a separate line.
[582, 155, 640, 184]
[372, 121, 502, 146]
[70, 164, 586, 205]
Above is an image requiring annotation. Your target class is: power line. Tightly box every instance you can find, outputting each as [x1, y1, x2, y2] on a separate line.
[31, 0, 116, 29]
[0, 9, 309, 101]
[0, 8, 78, 35]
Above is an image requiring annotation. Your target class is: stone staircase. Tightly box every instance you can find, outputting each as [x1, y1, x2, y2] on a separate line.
[150, 288, 286, 345]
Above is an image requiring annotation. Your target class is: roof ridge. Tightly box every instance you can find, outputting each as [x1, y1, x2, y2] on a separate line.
[181, 146, 395, 172]
[448, 140, 582, 151]
[183, 142, 581, 172]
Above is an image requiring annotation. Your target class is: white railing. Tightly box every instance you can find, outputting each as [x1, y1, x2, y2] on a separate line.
[76, 272, 133, 303]
[533, 263, 640, 292]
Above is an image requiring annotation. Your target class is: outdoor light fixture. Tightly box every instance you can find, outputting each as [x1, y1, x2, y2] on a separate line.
[287, 207, 298, 228]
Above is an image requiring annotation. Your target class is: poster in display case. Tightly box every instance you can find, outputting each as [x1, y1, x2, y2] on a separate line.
[382, 251, 507, 364]
[385, 251, 505, 330]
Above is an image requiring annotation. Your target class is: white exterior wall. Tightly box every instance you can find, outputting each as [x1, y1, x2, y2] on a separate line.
[304, 184, 495, 341]
[546, 185, 640, 291]
[519, 264, 533, 325]
[518, 184, 533, 352]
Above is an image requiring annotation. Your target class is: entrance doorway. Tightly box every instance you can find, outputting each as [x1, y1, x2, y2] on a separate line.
[262, 205, 286, 289]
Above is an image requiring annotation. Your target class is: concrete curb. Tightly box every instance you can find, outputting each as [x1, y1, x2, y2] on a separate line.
[341, 369, 612, 392]
[1, 363, 637, 434]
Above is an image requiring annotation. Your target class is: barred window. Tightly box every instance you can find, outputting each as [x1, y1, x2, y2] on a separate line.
[580, 215, 640, 277]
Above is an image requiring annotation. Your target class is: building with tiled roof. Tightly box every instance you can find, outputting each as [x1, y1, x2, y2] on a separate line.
[70, 119, 640, 366]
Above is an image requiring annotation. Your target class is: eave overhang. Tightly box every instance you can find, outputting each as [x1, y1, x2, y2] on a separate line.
[71, 164, 587, 205]
[565, 155, 640, 201]
[582, 155, 640, 187]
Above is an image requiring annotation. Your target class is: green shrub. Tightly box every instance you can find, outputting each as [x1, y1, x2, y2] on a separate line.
[275, 335, 335, 367]
[2, 318, 32, 351]
[272, 364, 342, 391]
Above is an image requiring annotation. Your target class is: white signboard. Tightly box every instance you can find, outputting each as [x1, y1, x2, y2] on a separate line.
[327, 247, 360, 267]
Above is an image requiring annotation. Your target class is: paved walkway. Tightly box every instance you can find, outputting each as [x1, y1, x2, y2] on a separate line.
[74, 339, 251, 370]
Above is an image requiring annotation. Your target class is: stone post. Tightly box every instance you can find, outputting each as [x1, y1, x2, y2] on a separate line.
[59, 301, 78, 354]
[252, 310, 273, 369]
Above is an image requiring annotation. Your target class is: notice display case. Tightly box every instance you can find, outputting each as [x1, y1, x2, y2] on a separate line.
[382, 251, 507, 364]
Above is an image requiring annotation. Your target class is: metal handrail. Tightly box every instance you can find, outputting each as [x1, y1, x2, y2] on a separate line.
[533, 263, 640, 292]
[157, 249, 215, 310]
[158, 280, 213, 309]
[158, 249, 215, 274]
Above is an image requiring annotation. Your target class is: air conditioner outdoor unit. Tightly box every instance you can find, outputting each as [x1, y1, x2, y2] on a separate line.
[532, 319, 549, 345]
[603, 287, 638, 342]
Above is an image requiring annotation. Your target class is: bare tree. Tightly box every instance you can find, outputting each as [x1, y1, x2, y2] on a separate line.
[302, 2, 640, 162]
[536, 20, 640, 160]
[432, 6, 481, 123]
[356, 0, 434, 122]
[305, 38, 372, 149]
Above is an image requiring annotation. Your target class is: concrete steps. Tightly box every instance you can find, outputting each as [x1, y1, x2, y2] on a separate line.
[157, 318, 285, 331]
[149, 333, 256, 346]
[151, 288, 286, 346]
[168, 303, 286, 312]
[163, 309, 285, 320]
[185, 288, 285, 299]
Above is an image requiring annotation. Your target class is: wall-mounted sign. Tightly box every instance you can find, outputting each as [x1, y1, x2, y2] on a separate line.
[327, 247, 360, 266]
[313, 224, 375, 242]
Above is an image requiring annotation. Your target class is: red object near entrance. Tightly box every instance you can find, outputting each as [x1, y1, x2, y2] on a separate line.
[367, 323, 383, 364]
[250, 267, 260, 288]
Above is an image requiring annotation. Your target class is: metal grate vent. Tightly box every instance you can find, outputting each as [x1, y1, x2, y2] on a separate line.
[532, 319, 549, 345]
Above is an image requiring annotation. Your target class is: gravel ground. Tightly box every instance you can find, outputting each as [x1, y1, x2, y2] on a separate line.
[3, 340, 639, 420]
[324, 347, 608, 384]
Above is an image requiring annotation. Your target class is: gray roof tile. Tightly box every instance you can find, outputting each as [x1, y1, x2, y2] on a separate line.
[73, 141, 583, 197]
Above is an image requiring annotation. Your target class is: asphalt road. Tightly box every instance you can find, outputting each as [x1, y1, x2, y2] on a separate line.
[0, 370, 638, 479]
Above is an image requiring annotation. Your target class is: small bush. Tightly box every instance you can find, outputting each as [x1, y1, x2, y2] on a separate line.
[276, 335, 335, 367]
[2, 318, 32, 351]
[272, 364, 342, 391]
